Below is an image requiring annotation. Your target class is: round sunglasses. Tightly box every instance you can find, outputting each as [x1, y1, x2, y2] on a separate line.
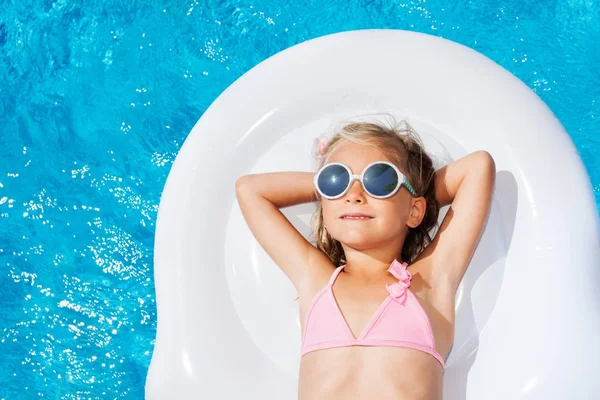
[313, 161, 417, 200]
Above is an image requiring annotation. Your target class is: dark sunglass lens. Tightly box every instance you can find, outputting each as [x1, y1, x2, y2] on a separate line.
[317, 165, 350, 197]
[363, 163, 399, 196]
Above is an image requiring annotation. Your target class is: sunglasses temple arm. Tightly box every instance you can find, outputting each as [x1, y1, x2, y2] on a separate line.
[403, 178, 418, 196]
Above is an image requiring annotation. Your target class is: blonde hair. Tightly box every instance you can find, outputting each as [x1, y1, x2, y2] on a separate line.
[310, 116, 440, 267]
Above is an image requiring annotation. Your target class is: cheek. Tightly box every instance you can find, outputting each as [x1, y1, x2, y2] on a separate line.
[321, 205, 336, 227]
[377, 201, 404, 217]
[321, 200, 336, 215]
[321, 203, 346, 233]
[376, 206, 409, 229]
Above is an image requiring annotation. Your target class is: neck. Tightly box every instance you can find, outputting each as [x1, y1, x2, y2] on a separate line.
[342, 255, 401, 282]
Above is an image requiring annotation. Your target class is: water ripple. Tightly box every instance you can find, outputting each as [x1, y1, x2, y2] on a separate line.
[0, 0, 598, 398]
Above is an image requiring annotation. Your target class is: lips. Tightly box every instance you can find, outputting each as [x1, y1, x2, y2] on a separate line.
[340, 213, 374, 220]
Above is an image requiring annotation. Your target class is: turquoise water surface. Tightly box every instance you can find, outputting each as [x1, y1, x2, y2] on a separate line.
[0, 0, 598, 398]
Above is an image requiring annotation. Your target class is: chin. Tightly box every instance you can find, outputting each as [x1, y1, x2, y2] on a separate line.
[331, 232, 375, 249]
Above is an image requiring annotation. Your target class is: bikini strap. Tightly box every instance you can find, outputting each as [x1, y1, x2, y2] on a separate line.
[327, 265, 345, 287]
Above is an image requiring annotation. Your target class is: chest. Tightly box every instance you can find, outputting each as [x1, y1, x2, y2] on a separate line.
[299, 273, 454, 356]
[331, 282, 395, 340]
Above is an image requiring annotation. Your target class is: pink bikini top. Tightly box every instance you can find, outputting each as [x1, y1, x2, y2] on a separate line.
[301, 258, 445, 368]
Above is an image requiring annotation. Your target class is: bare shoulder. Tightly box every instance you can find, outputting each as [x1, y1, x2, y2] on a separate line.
[407, 257, 447, 293]
[297, 248, 337, 301]
[408, 256, 457, 318]
[408, 257, 457, 354]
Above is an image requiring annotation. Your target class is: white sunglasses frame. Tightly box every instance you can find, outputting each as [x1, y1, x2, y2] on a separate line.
[313, 161, 417, 200]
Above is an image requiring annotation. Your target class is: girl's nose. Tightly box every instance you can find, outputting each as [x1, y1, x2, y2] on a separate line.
[344, 179, 366, 202]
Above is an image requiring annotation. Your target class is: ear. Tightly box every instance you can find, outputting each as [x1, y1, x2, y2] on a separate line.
[406, 196, 427, 228]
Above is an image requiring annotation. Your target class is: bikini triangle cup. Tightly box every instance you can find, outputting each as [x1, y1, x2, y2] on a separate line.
[301, 259, 446, 367]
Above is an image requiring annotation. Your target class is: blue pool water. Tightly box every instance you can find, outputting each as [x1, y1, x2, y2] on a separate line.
[0, 0, 598, 398]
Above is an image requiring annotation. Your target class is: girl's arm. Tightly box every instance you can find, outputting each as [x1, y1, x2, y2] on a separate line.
[237, 172, 318, 208]
[423, 150, 496, 290]
[235, 172, 324, 291]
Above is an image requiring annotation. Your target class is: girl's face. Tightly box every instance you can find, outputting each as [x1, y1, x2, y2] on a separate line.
[321, 141, 422, 250]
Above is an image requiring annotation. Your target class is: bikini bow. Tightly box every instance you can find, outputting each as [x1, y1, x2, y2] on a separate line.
[386, 259, 412, 305]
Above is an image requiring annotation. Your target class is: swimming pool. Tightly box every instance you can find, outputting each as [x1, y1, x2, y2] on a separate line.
[0, 0, 598, 398]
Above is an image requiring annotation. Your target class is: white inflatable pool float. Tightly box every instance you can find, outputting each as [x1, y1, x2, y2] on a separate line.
[146, 29, 600, 399]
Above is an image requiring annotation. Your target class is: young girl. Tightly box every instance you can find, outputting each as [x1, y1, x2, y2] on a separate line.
[235, 119, 495, 400]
